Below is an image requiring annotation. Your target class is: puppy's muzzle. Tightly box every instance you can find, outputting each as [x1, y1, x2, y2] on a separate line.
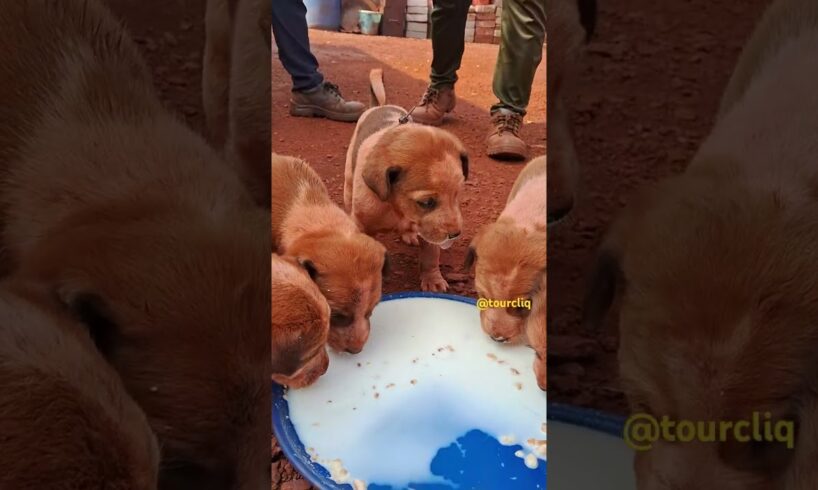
[491, 335, 510, 343]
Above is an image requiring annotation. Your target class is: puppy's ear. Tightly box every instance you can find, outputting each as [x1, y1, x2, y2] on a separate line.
[460, 153, 469, 180]
[298, 258, 319, 281]
[362, 164, 403, 201]
[58, 288, 119, 359]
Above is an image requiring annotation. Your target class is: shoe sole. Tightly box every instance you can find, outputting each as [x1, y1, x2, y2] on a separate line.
[487, 145, 529, 161]
[290, 105, 363, 122]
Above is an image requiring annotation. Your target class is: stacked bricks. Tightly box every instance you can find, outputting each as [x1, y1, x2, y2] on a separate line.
[465, 7, 476, 42]
[406, 0, 430, 39]
[493, 0, 502, 44]
[472, 4, 496, 44]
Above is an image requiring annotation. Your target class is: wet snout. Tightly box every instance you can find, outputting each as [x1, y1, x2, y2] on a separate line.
[328, 316, 370, 355]
[480, 309, 525, 344]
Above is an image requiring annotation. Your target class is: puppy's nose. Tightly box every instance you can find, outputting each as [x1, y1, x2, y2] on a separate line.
[491, 335, 509, 343]
[448, 231, 461, 240]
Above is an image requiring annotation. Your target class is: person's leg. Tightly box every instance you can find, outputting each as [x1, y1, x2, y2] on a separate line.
[411, 0, 471, 126]
[486, 0, 545, 160]
[271, 0, 323, 91]
[490, 0, 546, 115]
[429, 0, 471, 89]
[271, 0, 365, 121]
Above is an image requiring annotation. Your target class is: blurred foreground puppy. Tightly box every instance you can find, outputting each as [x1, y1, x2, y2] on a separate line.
[345, 77, 469, 291]
[0, 2, 270, 489]
[584, 0, 818, 487]
[203, 0, 271, 206]
[272, 154, 387, 354]
[271, 253, 331, 388]
[0, 284, 158, 489]
[466, 156, 546, 391]
[547, 0, 596, 223]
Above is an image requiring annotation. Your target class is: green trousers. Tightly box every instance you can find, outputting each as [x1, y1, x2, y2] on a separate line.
[429, 0, 546, 115]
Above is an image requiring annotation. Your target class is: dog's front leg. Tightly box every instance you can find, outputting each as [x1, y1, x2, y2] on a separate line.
[419, 239, 447, 291]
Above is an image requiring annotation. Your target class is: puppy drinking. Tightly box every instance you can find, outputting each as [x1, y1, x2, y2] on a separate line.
[271, 253, 331, 388]
[0, 283, 158, 490]
[345, 86, 469, 292]
[0, 2, 270, 488]
[272, 153, 387, 354]
[466, 156, 546, 390]
[584, 0, 818, 487]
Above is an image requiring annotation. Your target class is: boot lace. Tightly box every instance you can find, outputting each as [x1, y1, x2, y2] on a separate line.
[495, 112, 522, 136]
[420, 87, 440, 107]
[323, 82, 343, 100]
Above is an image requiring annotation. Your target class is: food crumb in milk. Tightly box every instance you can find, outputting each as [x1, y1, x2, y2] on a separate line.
[524, 453, 539, 469]
[353, 480, 367, 490]
[510, 368, 520, 375]
[500, 434, 516, 445]
[541, 423, 546, 434]
[328, 459, 349, 483]
[514, 450, 525, 459]
[514, 382, 523, 390]
[410, 379, 418, 385]
[386, 383, 395, 389]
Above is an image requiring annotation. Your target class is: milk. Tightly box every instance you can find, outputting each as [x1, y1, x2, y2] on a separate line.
[284, 296, 547, 489]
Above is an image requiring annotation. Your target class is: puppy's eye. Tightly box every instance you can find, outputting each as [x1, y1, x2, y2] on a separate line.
[330, 311, 354, 328]
[416, 198, 437, 211]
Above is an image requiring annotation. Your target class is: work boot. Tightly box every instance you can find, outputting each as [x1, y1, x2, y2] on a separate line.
[410, 85, 456, 126]
[486, 108, 528, 161]
[290, 81, 366, 122]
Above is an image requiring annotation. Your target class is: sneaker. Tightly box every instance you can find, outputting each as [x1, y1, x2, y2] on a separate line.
[486, 108, 528, 161]
[290, 81, 366, 122]
[410, 85, 456, 126]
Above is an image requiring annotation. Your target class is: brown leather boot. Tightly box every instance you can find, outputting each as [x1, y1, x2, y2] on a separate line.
[409, 85, 456, 126]
[290, 81, 366, 122]
[486, 109, 528, 161]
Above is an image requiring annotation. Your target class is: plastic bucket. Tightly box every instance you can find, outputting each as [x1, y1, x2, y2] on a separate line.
[304, 0, 341, 31]
[358, 10, 382, 36]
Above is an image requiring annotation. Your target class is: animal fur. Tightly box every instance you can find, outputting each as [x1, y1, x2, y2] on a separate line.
[583, 0, 818, 487]
[272, 153, 387, 354]
[0, 2, 270, 488]
[0, 283, 159, 490]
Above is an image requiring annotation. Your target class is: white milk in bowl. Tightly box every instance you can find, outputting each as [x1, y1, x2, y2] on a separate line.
[283, 295, 547, 489]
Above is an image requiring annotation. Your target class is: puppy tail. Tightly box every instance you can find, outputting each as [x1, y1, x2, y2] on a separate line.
[369, 68, 387, 107]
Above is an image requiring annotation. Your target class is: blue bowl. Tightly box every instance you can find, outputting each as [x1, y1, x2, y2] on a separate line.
[273, 293, 627, 489]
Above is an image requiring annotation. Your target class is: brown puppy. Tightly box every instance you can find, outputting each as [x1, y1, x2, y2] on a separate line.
[466, 156, 546, 391]
[345, 103, 469, 291]
[546, 0, 596, 223]
[467, 156, 546, 344]
[272, 153, 387, 354]
[0, 283, 158, 490]
[583, 0, 818, 487]
[0, 2, 270, 489]
[271, 253, 331, 388]
[203, 0, 271, 207]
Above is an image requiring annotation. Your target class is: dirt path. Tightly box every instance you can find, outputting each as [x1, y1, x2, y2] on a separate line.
[547, 0, 770, 414]
[272, 30, 545, 488]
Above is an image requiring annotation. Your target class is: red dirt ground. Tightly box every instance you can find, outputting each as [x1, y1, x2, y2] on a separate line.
[272, 30, 545, 488]
[547, 0, 770, 415]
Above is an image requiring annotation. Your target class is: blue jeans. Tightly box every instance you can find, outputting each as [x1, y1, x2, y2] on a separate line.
[271, 0, 324, 91]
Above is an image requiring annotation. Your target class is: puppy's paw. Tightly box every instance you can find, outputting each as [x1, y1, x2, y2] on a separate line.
[420, 270, 449, 292]
[401, 230, 420, 246]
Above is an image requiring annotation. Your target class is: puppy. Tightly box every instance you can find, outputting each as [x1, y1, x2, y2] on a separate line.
[0, 2, 270, 489]
[271, 253, 331, 388]
[0, 283, 158, 490]
[583, 0, 818, 487]
[546, 0, 596, 223]
[466, 156, 546, 390]
[345, 99, 469, 292]
[272, 153, 387, 354]
[203, 0, 271, 207]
